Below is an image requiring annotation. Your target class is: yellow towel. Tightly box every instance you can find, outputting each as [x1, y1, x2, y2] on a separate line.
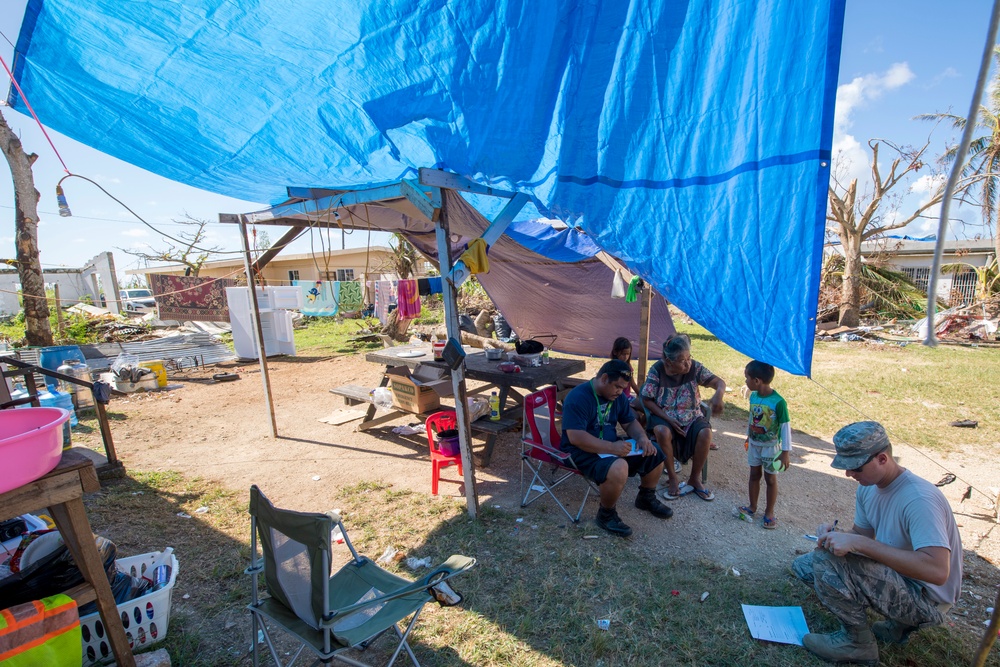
[459, 238, 490, 274]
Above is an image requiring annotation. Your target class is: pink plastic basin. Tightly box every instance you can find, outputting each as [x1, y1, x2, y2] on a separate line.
[0, 407, 71, 494]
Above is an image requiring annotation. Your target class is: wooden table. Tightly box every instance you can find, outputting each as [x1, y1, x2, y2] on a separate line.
[0, 450, 136, 667]
[360, 345, 586, 465]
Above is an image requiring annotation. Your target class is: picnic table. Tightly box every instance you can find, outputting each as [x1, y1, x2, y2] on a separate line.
[332, 344, 586, 466]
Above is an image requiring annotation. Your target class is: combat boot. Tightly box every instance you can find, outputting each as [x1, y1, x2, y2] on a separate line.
[872, 619, 917, 645]
[803, 624, 879, 666]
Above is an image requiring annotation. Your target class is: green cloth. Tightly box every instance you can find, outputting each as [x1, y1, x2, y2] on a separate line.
[338, 281, 363, 312]
[625, 276, 641, 303]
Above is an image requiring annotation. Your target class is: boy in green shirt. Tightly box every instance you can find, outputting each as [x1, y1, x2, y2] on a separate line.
[737, 360, 791, 529]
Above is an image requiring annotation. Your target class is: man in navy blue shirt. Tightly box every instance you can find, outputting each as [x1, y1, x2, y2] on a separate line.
[561, 359, 672, 537]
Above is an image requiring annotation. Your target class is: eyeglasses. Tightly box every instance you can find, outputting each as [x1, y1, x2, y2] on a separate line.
[849, 448, 887, 474]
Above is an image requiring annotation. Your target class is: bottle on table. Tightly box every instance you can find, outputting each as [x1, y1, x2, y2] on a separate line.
[489, 392, 500, 421]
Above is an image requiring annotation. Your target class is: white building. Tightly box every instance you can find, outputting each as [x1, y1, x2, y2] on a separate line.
[860, 238, 994, 304]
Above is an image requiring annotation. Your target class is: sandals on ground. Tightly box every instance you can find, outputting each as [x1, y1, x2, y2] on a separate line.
[762, 516, 778, 529]
[693, 487, 715, 501]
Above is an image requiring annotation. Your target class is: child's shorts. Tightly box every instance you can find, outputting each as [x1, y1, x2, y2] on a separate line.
[748, 442, 783, 473]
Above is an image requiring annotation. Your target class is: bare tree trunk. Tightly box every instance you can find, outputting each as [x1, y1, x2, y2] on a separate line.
[839, 234, 862, 327]
[0, 110, 53, 346]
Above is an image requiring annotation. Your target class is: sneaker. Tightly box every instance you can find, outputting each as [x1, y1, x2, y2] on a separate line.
[596, 507, 633, 537]
[636, 489, 673, 519]
[673, 460, 682, 474]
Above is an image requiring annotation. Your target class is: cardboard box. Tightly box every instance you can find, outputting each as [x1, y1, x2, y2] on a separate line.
[385, 364, 452, 413]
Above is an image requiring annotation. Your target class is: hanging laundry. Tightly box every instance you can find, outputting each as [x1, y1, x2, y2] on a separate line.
[149, 274, 237, 322]
[417, 278, 431, 296]
[338, 281, 364, 313]
[295, 280, 338, 316]
[374, 280, 398, 324]
[426, 276, 443, 295]
[397, 279, 421, 318]
[625, 276, 642, 303]
[459, 238, 490, 274]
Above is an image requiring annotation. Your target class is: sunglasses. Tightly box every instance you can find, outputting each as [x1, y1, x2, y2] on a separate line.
[849, 447, 887, 474]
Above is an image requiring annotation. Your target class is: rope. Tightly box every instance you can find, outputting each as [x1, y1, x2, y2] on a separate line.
[809, 377, 995, 505]
[0, 267, 244, 305]
[925, 0, 1000, 346]
[0, 51, 70, 173]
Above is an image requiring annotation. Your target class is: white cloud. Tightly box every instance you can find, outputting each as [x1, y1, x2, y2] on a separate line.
[925, 67, 959, 90]
[121, 228, 150, 238]
[911, 173, 946, 195]
[832, 63, 916, 187]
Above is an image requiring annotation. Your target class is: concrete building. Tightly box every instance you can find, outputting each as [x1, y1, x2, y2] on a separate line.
[125, 246, 433, 286]
[0, 252, 122, 317]
[860, 238, 995, 304]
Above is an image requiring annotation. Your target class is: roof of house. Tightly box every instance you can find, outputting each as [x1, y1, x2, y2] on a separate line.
[860, 238, 995, 257]
[125, 246, 393, 275]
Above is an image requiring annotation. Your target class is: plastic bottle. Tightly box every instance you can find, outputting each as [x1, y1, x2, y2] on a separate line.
[731, 506, 754, 523]
[489, 392, 500, 421]
[541, 349, 550, 365]
[142, 547, 174, 592]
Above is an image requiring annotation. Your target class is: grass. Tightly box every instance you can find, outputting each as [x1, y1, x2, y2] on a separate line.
[31, 311, 1000, 665]
[671, 321, 1000, 452]
[85, 476, 997, 667]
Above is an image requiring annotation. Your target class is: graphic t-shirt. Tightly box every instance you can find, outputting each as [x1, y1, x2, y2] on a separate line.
[747, 390, 790, 448]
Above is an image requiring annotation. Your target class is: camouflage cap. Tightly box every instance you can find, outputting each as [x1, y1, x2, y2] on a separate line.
[831, 421, 890, 470]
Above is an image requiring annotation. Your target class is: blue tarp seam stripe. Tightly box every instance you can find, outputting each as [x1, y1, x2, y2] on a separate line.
[557, 150, 830, 190]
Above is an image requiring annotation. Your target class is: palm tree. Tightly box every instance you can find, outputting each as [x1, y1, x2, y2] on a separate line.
[941, 257, 1000, 303]
[918, 46, 1000, 259]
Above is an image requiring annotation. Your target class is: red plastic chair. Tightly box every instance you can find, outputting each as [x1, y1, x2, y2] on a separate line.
[425, 411, 463, 495]
[520, 386, 597, 522]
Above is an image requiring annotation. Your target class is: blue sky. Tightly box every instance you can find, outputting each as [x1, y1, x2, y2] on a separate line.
[0, 1, 996, 273]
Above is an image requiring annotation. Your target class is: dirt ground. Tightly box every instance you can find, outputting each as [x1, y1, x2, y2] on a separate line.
[99, 351, 1000, 632]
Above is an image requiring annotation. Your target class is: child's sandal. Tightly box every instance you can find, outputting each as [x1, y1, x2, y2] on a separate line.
[762, 516, 778, 529]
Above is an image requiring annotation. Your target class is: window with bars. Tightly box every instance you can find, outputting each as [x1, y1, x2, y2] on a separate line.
[899, 267, 930, 293]
[950, 268, 979, 304]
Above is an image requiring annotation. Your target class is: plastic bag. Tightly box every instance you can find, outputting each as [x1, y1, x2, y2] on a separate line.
[611, 269, 626, 298]
[372, 387, 393, 410]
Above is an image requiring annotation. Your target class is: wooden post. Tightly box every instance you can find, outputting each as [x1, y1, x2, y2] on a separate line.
[239, 216, 278, 438]
[436, 192, 479, 518]
[637, 285, 652, 385]
[972, 587, 1000, 667]
[53, 283, 65, 338]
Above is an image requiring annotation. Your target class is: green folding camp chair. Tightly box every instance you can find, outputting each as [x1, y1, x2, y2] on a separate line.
[246, 486, 475, 667]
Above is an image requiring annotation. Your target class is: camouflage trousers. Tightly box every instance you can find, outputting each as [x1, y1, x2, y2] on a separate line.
[792, 549, 944, 629]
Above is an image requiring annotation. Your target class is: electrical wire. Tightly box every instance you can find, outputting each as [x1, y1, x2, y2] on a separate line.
[0, 51, 69, 173]
[809, 377, 995, 506]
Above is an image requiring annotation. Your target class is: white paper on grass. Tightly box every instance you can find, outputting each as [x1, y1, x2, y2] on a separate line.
[741, 605, 810, 646]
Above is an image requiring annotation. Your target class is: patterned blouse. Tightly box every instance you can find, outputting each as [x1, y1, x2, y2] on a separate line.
[640, 359, 718, 430]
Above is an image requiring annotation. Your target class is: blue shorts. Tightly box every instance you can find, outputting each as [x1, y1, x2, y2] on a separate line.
[562, 442, 665, 485]
[647, 416, 710, 464]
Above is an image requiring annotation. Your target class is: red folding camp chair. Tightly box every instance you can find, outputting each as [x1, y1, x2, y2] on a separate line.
[519, 385, 597, 523]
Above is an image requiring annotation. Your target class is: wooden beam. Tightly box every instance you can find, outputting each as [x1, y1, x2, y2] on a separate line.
[637, 285, 652, 384]
[250, 225, 306, 273]
[401, 179, 437, 221]
[419, 168, 517, 199]
[238, 218, 278, 438]
[436, 192, 479, 518]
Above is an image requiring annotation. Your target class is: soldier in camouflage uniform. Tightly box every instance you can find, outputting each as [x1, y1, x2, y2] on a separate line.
[791, 422, 962, 665]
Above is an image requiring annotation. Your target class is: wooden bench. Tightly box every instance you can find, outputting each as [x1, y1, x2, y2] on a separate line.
[329, 384, 520, 464]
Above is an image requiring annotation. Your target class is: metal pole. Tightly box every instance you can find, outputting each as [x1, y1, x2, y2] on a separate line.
[435, 192, 479, 517]
[239, 216, 278, 437]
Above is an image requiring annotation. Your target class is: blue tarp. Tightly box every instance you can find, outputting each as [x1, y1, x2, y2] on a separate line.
[9, 0, 845, 374]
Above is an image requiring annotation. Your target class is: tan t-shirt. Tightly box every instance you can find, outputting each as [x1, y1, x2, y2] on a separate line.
[854, 469, 962, 606]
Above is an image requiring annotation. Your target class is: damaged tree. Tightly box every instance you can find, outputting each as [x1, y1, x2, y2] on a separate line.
[827, 139, 948, 327]
[119, 214, 222, 276]
[0, 108, 53, 346]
